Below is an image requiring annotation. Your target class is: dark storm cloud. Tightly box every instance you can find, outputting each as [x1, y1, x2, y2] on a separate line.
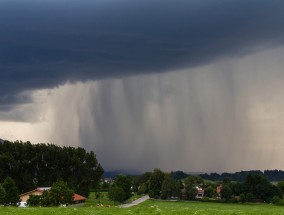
[1, 0, 284, 109]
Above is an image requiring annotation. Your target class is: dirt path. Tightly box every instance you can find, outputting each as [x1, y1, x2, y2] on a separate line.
[119, 195, 150, 208]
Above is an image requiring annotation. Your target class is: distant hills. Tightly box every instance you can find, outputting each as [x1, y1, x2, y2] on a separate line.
[105, 169, 284, 182]
[199, 170, 284, 182]
[103, 169, 143, 178]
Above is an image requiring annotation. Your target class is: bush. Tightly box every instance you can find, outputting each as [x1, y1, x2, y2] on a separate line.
[272, 195, 281, 204]
[2, 177, 19, 205]
[27, 195, 41, 206]
[220, 185, 232, 201]
[0, 184, 6, 205]
[246, 193, 254, 202]
[108, 187, 126, 203]
[239, 193, 246, 203]
[186, 187, 198, 200]
[49, 181, 74, 206]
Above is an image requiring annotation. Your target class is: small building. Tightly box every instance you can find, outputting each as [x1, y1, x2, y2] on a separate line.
[72, 193, 87, 206]
[19, 187, 87, 206]
[104, 178, 113, 184]
[20, 187, 50, 202]
[216, 184, 222, 196]
[196, 186, 204, 199]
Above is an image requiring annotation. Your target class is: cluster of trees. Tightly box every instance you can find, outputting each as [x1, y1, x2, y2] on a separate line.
[0, 177, 20, 205]
[200, 170, 284, 182]
[108, 174, 132, 203]
[220, 174, 282, 203]
[0, 140, 103, 197]
[108, 169, 210, 202]
[131, 169, 197, 200]
[28, 181, 74, 206]
[109, 169, 284, 204]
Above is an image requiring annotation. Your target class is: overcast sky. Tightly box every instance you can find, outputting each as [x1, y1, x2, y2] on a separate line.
[1, 0, 284, 173]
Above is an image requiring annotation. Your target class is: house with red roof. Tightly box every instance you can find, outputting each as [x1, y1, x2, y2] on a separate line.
[19, 187, 87, 206]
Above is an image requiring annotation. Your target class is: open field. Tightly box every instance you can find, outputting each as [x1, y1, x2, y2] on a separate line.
[1, 200, 284, 214]
[85, 191, 143, 206]
[85, 192, 115, 206]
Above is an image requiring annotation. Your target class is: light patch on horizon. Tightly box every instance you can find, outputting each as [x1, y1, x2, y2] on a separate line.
[1, 46, 284, 172]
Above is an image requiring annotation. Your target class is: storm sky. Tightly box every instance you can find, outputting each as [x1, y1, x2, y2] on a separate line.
[1, 0, 284, 172]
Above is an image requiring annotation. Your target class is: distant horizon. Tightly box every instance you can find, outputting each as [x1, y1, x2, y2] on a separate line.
[2, 138, 284, 174]
[103, 168, 284, 175]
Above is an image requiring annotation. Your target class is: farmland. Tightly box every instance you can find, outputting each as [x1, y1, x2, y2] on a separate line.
[1, 200, 284, 215]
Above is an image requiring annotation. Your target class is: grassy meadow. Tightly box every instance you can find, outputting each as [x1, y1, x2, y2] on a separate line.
[85, 192, 115, 206]
[1, 200, 284, 215]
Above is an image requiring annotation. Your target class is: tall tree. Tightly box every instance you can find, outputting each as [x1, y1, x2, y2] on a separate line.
[0, 184, 6, 204]
[184, 175, 204, 189]
[161, 174, 179, 199]
[148, 169, 165, 198]
[186, 187, 198, 200]
[49, 181, 74, 206]
[113, 174, 132, 200]
[108, 186, 126, 204]
[2, 177, 19, 205]
[221, 185, 232, 201]
[0, 140, 103, 197]
[184, 175, 204, 200]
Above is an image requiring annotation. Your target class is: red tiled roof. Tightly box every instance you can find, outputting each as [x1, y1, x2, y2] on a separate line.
[73, 193, 86, 201]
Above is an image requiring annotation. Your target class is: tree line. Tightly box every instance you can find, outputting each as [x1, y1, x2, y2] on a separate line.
[106, 168, 284, 204]
[0, 140, 103, 197]
[200, 170, 284, 182]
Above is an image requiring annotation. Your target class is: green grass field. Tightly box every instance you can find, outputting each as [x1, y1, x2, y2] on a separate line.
[1, 200, 284, 214]
[85, 192, 115, 206]
[85, 191, 142, 206]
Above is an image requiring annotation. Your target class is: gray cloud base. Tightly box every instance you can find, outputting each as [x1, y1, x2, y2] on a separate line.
[1, 0, 284, 109]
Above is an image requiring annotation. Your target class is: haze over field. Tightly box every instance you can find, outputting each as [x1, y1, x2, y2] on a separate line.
[1, 0, 284, 172]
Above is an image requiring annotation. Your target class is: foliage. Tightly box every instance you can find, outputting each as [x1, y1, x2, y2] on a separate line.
[40, 190, 53, 206]
[246, 193, 254, 202]
[108, 187, 126, 203]
[27, 195, 41, 206]
[239, 193, 255, 203]
[271, 195, 281, 204]
[200, 170, 284, 182]
[222, 177, 231, 185]
[27, 181, 74, 206]
[243, 174, 282, 202]
[113, 174, 131, 200]
[204, 186, 214, 198]
[48, 181, 74, 206]
[184, 175, 204, 189]
[239, 193, 246, 203]
[160, 174, 177, 199]
[0, 184, 6, 204]
[230, 182, 244, 196]
[170, 171, 189, 180]
[0, 140, 103, 197]
[138, 183, 148, 195]
[148, 169, 165, 198]
[220, 185, 232, 201]
[277, 180, 284, 193]
[183, 175, 204, 200]
[85, 191, 115, 206]
[185, 187, 198, 200]
[2, 177, 19, 205]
